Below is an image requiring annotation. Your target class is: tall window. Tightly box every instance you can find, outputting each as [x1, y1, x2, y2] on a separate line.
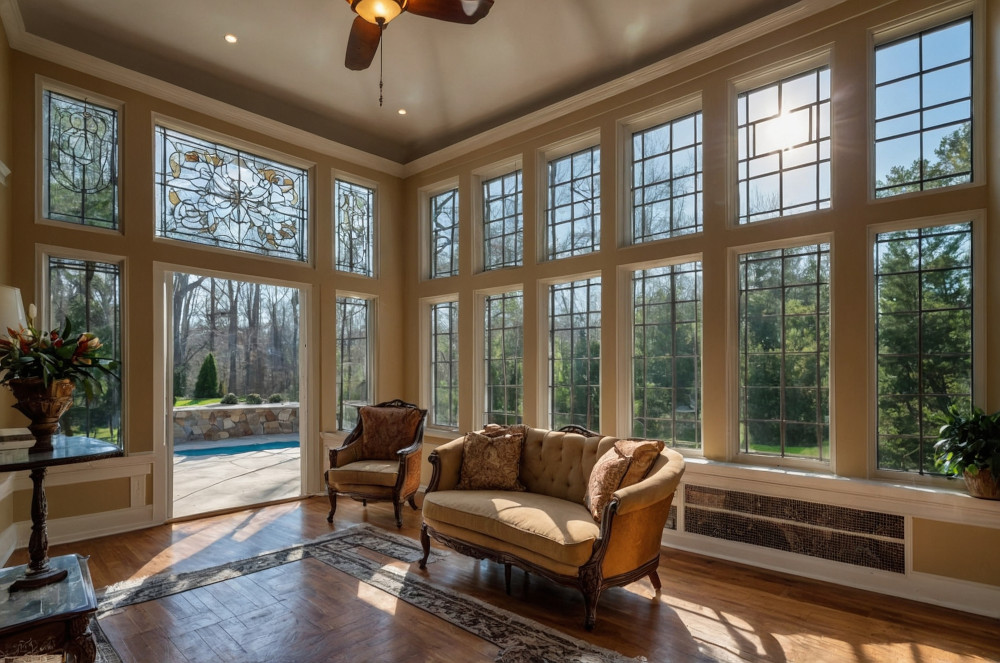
[42, 90, 119, 229]
[875, 222, 973, 474]
[335, 179, 374, 277]
[430, 301, 459, 427]
[546, 146, 601, 259]
[484, 291, 523, 425]
[336, 296, 371, 431]
[874, 18, 972, 197]
[549, 277, 601, 430]
[154, 126, 309, 262]
[738, 243, 830, 460]
[737, 66, 831, 223]
[430, 189, 459, 278]
[47, 257, 122, 446]
[633, 262, 702, 448]
[632, 112, 703, 242]
[482, 170, 523, 270]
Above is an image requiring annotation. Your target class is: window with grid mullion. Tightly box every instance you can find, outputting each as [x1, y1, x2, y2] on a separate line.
[546, 147, 601, 260]
[549, 278, 601, 430]
[430, 301, 459, 427]
[483, 171, 523, 270]
[336, 296, 370, 431]
[484, 291, 523, 425]
[430, 189, 459, 278]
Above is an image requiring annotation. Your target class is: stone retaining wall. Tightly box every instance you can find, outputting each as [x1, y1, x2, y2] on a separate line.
[173, 404, 299, 441]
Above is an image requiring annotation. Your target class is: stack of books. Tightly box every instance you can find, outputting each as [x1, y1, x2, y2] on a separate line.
[0, 428, 35, 464]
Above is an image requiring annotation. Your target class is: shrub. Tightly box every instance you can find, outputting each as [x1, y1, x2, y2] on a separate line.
[245, 393, 264, 405]
[268, 393, 284, 403]
[220, 392, 239, 405]
[173, 369, 187, 398]
[193, 353, 221, 399]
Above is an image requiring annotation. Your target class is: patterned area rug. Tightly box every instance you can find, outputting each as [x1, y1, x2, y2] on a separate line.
[93, 524, 645, 663]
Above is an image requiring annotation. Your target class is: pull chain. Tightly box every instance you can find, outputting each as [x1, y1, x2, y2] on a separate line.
[378, 18, 385, 107]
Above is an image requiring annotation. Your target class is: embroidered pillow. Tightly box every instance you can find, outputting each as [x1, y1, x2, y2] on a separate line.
[584, 447, 632, 521]
[359, 406, 424, 460]
[616, 438, 665, 486]
[456, 426, 526, 491]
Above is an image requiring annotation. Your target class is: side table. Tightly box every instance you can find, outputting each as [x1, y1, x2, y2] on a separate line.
[0, 553, 99, 662]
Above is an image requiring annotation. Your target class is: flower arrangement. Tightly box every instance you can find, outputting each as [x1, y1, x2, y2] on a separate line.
[0, 304, 118, 399]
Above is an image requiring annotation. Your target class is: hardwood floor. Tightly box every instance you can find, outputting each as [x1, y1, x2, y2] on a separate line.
[9, 496, 999, 662]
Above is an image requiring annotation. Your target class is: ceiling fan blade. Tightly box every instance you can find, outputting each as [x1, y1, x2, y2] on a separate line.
[345, 15, 381, 71]
[406, 0, 494, 24]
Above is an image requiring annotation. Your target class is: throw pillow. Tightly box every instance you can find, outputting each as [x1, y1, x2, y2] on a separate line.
[359, 406, 424, 460]
[616, 438, 665, 486]
[585, 447, 632, 521]
[456, 427, 526, 491]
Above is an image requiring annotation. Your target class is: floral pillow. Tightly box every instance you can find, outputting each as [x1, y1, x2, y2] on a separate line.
[456, 424, 527, 491]
[584, 438, 665, 522]
[359, 406, 425, 460]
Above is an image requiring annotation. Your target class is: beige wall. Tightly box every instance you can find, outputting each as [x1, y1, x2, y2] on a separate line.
[913, 518, 1000, 587]
[0, 10, 14, 543]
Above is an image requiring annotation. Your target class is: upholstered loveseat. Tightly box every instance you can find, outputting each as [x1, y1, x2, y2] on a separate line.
[418, 425, 685, 630]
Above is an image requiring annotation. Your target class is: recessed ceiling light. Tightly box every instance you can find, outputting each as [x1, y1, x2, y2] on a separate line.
[397, 108, 407, 115]
[224, 34, 238, 44]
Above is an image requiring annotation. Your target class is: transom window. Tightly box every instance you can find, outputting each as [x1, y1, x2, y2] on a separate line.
[738, 243, 830, 461]
[483, 290, 523, 425]
[632, 262, 702, 448]
[482, 170, 523, 270]
[335, 179, 374, 277]
[154, 126, 309, 262]
[631, 112, 703, 242]
[874, 18, 972, 197]
[737, 66, 831, 223]
[875, 221, 973, 474]
[42, 90, 119, 230]
[549, 277, 601, 430]
[430, 301, 459, 428]
[47, 256, 122, 446]
[546, 146, 601, 260]
[335, 296, 372, 431]
[430, 189, 459, 278]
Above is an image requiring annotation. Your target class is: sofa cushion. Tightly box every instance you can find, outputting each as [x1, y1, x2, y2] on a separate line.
[617, 438, 665, 486]
[422, 491, 599, 567]
[456, 428, 526, 491]
[327, 459, 398, 488]
[584, 448, 632, 521]
[360, 406, 423, 460]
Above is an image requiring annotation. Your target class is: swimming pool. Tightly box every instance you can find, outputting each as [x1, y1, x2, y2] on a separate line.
[174, 440, 299, 457]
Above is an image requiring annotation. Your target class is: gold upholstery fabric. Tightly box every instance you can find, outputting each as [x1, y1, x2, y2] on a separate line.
[359, 405, 424, 460]
[327, 459, 398, 488]
[616, 439, 665, 486]
[584, 448, 632, 521]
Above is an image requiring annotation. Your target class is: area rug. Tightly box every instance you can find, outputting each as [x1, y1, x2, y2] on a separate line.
[93, 523, 645, 663]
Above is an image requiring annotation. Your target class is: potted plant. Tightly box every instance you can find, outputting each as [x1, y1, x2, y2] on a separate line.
[0, 304, 118, 453]
[934, 404, 1000, 500]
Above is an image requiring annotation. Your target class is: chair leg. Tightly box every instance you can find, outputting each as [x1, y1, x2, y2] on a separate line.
[407, 495, 418, 510]
[419, 524, 431, 569]
[326, 489, 337, 523]
[393, 500, 403, 528]
[361, 499, 367, 507]
[582, 585, 602, 631]
[648, 570, 662, 592]
[504, 564, 512, 595]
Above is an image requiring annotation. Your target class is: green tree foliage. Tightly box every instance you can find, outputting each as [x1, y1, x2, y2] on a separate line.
[877, 124, 971, 196]
[173, 368, 187, 399]
[194, 353, 221, 399]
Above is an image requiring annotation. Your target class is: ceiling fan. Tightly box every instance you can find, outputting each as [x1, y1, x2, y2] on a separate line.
[344, 0, 495, 71]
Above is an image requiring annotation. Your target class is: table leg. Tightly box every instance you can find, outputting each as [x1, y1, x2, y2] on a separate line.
[9, 467, 67, 591]
[65, 615, 98, 663]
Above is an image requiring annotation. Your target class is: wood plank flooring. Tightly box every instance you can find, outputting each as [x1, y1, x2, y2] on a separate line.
[9, 496, 1000, 663]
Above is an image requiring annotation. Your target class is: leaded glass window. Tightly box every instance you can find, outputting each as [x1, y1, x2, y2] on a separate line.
[632, 113, 703, 242]
[738, 243, 830, 460]
[546, 146, 601, 260]
[47, 257, 122, 446]
[874, 18, 972, 197]
[875, 222, 973, 474]
[335, 179, 374, 277]
[549, 277, 601, 430]
[430, 189, 459, 278]
[737, 67, 831, 223]
[484, 291, 523, 425]
[336, 296, 371, 431]
[155, 126, 309, 262]
[483, 170, 523, 270]
[430, 301, 459, 427]
[42, 90, 119, 229]
[633, 262, 702, 448]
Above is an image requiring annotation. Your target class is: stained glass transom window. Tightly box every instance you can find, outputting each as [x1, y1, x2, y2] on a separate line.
[43, 90, 119, 229]
[335, 179, 374, 276]
[155, 126, 309, 262]
[483, 170, 523, 270]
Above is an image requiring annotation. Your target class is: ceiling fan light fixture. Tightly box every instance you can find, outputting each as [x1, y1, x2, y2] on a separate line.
[352, 0, 406, 25]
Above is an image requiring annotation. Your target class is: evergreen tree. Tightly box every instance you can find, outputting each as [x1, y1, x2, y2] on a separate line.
[194, 353, 221, 398]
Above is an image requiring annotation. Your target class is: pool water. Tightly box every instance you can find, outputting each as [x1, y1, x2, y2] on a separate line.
[174, 440, 299, 457]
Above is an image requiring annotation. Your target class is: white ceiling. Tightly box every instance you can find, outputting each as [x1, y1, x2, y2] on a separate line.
[13, 0, 805, 164]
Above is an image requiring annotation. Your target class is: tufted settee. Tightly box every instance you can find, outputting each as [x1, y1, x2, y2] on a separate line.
[418, 425, 685, 630]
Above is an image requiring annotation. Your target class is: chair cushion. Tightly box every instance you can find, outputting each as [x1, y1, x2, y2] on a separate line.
[327, 459, 398, 488]
[584, 438, 665, 522]
[456, 426, 526, 491]
[422, 490, 599, 567]
[360, 406, 424, 460]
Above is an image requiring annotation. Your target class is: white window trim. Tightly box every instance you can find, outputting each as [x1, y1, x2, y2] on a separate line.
[536, 130, 602, 264]
[421, 294, 461, 432]
[36, 76, 125, 236]
[471, 156, 524, 274]
[334, 291, 377, 431]
[473, 284, 525, 431]
[727, 232, 836, 473]
[419, 177, 461, 281]
[332, 171, 380, 279]
[866, 209, 986, 484]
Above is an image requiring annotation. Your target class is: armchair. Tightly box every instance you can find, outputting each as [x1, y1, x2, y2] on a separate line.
[324, 399, 427, 527]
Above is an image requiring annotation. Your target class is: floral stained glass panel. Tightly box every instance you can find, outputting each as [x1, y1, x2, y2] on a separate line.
[155, 126, 309, 262]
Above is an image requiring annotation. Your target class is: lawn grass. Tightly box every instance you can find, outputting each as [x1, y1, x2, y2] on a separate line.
[174, 397, 223, 407]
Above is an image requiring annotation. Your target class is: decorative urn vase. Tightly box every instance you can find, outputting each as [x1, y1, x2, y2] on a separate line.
[8, 377, 75, 453]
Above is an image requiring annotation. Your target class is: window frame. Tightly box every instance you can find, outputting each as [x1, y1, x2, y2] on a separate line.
[473, 157, 524, 273]
[537, 131, 602, 263]
[422, 295, 461, 431]
[545, 273, 602, 432]
[333, 172, 379, 279]
[334, 293, 376, 432]
[422, 180, 461, 280]
[475, 286, 525, 429]
[867, 210, 985, 483]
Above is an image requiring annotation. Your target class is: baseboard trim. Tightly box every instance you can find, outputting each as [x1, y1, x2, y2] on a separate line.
[662, 529, 1000, 619]
[15, 505, 156, 549]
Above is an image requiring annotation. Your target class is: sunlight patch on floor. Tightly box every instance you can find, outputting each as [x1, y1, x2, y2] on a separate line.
[356, 579, 399, 615]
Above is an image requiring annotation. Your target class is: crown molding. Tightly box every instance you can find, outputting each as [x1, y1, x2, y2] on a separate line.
[0, 0, 405, 178]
